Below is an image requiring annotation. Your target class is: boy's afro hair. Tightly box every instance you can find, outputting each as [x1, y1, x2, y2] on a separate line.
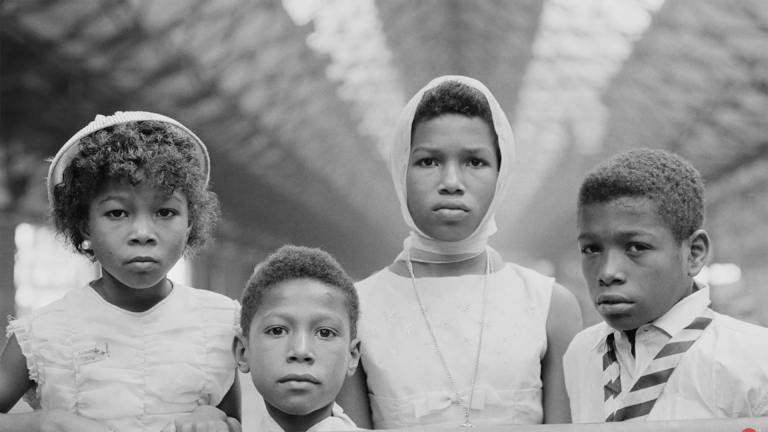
[240, 245, 360, 339]
[51, 120, 220, 259]
[578, 148, 704, 243]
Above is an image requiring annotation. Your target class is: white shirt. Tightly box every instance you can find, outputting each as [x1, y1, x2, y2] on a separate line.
[564, 286, 768, 422]
[255, 403, 359, 432]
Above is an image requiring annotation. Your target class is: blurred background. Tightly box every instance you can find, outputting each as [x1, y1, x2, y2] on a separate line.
[2, 0, 767, 425]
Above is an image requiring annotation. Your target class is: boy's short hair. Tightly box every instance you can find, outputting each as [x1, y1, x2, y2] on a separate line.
[413, 80, 500, 164]
[578, 148, 705, 243]
[51, 120, 220, 258]
[240, 245, 360, 339]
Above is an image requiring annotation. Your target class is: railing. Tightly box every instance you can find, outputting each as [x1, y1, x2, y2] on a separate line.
[387, 417, 768, 431]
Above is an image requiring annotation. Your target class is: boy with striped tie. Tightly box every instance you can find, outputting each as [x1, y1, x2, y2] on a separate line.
[564, 148, 768, 422]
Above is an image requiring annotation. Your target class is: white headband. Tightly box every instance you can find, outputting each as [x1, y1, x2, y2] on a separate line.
[391, 75, 515, 263]
[47, 111, 210, 206]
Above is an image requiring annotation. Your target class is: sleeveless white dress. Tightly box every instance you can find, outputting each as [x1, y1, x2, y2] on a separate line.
[356, 263, 554, 428]
[6, 284, 239, 432]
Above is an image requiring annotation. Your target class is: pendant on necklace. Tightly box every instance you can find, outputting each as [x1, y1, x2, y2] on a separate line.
[460, 421, 475, 428]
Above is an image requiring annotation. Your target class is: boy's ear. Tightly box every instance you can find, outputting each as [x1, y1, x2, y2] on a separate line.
[685, 229, 710, 277]
[232, 334, 251, 374]
[346, 337, 361, 377]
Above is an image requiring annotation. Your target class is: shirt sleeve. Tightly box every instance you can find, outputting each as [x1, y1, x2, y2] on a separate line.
[6, 316, 41, 386]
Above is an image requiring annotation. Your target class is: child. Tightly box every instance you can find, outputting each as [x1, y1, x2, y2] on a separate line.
[0, 112, 241, 432]
[233, 245, 361, 432]
[565, 148, 768, 422]
[336, 76, 583, 428]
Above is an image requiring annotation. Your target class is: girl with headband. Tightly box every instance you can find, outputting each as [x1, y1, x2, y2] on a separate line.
[0, 112, 241, 432]
[337, 76, 582, 428]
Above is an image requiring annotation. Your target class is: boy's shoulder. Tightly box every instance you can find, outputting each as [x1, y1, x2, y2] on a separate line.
[572, 320, 612, 345]
[562, 322, 612, 384]
[564, 321, 610, 356]
[707, 311, 768, 356]
[711, 310, 768, 336]
[695, 312, 768, 415]
[566, 313, 768, 354]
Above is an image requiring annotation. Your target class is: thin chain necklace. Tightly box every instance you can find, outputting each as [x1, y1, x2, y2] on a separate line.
[406, 248, 492, 428]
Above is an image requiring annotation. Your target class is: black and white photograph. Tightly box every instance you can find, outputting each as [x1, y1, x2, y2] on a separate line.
[1, 1, 767, 431]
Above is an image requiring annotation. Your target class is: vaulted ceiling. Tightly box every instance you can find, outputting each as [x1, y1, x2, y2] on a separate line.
[3, 0, 767, 289]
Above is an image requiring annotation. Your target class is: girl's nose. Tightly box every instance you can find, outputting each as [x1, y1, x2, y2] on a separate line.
[439, 162, 464, 194]
[287, 333, 314, 364]
[597, 251, 626, 286]
[129, 215, 158, 245]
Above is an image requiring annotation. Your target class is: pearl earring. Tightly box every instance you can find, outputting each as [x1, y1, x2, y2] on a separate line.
[81, 240, 92, 250]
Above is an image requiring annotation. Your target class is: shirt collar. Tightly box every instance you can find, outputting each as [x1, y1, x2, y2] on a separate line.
[651, 283, 711, 338]
[592, 283, 712, 352]
[258, 403, 352, 432]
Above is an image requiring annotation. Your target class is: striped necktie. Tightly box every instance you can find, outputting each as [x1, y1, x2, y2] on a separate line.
[603, 307, 714, 422]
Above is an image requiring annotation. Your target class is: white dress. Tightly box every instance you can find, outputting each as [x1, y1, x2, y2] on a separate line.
[356, 263, 554, 429]
[6, 283, 240, 432]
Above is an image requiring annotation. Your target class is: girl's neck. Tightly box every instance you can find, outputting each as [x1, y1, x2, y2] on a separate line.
[265, 401, 334, 432]
[91, 273, 174, 313]
[389, 249, 503, 278]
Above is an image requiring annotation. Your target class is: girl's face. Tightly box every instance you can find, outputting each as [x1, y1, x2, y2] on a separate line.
[406, 114, 499, 242]
[83, 177, 191, 292]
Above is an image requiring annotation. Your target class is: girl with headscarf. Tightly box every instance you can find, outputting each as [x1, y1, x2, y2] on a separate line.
[336, 76, 582, 428]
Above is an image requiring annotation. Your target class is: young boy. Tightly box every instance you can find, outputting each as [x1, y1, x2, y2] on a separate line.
[233, 245, 362, 432]
[565, 148, 768, 422]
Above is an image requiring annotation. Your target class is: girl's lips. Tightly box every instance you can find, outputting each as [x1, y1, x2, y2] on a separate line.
[126, 261, 159, 271]
[432, 201, 470, 212]
[127, 256, 158, 263]
[434, 208, 468, 221]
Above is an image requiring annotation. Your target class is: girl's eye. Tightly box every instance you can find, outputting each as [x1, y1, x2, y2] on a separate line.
[580, 245, 599, 255]
[467, 158, 487, 167]
[106, 210, 127, 218]
[316, 328, 336, 339]
[266, 327, 286, 336]
[157, 208, 177, 218]
[416, 158, 438, 167]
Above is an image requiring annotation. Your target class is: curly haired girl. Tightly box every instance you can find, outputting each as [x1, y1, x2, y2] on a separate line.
[0, 112, 240, 432]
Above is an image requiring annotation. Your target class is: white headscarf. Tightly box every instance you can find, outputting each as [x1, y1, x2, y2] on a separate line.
[391, 76, 515, 263]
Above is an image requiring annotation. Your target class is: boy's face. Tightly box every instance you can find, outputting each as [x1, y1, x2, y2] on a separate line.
[577, 197, 702, 331]
[235, 278, 360, 417]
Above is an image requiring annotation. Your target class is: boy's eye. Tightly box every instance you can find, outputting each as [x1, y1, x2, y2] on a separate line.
[266, 327, 286, 337]
[627, 243, 649, 254]
[580, 245, 599, 255]
[316, 328, 336, 339]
